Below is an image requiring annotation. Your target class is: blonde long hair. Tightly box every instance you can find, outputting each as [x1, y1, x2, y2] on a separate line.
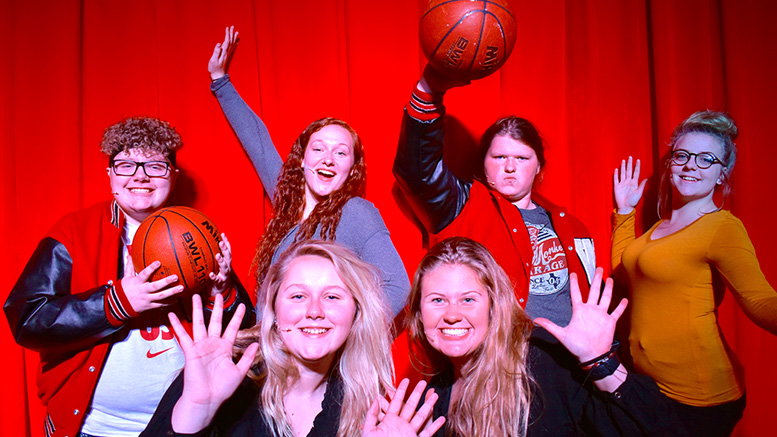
[408, 237, 534, 436]
[238, 240, 393, 437]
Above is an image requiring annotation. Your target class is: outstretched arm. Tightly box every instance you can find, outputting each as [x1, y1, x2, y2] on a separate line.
[208, 26, 283, 198]
[169, 294, 259, 434]
[534, 268, 628, 393]
[393, 65, 472, 234]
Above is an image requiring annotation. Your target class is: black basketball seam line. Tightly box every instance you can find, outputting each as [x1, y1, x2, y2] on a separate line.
[152, 215, 192, 291]
[165, 208, 219, 283]
[420, 0, 515, 23]
[466, 9, 487, 72]
[430, 10, 508, 72]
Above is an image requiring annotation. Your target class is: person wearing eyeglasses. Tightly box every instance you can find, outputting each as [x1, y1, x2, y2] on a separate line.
[4, 117, 253, 437]
[611, 110, 777, 436]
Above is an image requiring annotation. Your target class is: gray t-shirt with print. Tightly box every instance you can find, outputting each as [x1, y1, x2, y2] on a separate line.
[519, 204, 572, 326]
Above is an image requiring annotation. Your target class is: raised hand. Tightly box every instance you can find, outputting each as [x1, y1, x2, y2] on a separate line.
[613, 156, 647, 214]
[534, 268, 627, 363]
[362, 378, 446, 437]
[170, 294, 259, 434]
[208, 233, 233, 297]
[417, 63, 471, 95]
[208, 25, 239, 81]
[121, 256, 184, 314]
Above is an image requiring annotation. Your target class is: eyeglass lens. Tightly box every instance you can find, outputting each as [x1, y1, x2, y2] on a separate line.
[671, 151, 719, 169]
[112, 160, 170, 177]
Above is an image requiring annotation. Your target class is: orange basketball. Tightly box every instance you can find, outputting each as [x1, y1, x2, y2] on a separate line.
[419, 0, 517, 81]
[131, 206, 222, 296]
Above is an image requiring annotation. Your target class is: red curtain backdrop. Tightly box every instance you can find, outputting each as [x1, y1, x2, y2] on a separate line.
[2, 1, 775, 435]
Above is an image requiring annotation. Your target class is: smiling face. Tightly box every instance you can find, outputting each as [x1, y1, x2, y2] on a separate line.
[275, 254, 357, 369]
[669, 132, 726, 204]
[302, 124, 356, 205]
[107, 149, 177, 225]
[420, 263, 490, 368]
[483, 135, 541, 206]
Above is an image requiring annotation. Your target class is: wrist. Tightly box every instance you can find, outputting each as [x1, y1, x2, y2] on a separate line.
[616, 207, 635, 215]
[210, 71, 225, 81]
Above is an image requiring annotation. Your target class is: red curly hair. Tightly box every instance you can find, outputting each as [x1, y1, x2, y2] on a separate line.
[253, 118, 367, 287]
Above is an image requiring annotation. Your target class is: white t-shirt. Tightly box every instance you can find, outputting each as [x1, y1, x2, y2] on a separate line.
[81, 221, 185, 436]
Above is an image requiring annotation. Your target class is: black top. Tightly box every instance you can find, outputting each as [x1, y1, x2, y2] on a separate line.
[422, 329, 688, 437]
[141, 371, 343, 436]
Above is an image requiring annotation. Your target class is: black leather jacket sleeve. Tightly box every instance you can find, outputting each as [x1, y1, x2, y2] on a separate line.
[393, 109, 471, 234]
[4, 237, 121, 352]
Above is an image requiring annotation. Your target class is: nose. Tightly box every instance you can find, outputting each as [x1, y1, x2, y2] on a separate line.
[306, 298, 324, 320]
[133, 164, 151, 181]
[504, 158, 516, 173]
[323, 150, 335, 165]
[442, 303, 462, 324]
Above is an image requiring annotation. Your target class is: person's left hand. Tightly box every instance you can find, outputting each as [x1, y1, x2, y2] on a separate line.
[534, 268, 628, 363]
[209, 233, 233, 297]
[208, 26, 238, 81]
[362, 379, 446, 437]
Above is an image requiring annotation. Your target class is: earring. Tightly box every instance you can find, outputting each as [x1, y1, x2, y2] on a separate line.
[717, 179, 723, 185]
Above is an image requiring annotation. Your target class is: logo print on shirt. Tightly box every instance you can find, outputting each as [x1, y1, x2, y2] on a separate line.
[147, 347, 173, 358]
[527, 223, 569, 296]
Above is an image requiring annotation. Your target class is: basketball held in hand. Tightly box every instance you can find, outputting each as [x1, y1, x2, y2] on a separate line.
[131, 206, 222, 296]
[419, 0, 517, 81]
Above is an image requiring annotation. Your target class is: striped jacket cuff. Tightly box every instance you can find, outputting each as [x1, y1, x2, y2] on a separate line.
[206, 286, 236, 310]
[407, 86, 444, 122]
[105, 280, 139, 326]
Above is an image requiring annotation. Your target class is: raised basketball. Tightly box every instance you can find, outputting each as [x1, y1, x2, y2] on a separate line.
[131, 206, 222, 296]
[419, 0, 517, 81]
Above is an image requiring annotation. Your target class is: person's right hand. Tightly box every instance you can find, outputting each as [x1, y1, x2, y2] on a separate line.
[170, 294, 259, 434]
[362, 379, 446, 437]
[417, 63, 470, 95]
[121, 256, 184, 314]
[613, 156, 647, 215]
[208, 26, 239, 81]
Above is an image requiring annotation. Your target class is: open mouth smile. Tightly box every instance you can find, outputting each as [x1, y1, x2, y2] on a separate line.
[316, 169, 336, 178]
[440, 328, 470, 337]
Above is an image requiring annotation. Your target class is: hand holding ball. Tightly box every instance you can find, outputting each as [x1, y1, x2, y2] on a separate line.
[131, 206, 223, 297]
[420, 0, 517, 81]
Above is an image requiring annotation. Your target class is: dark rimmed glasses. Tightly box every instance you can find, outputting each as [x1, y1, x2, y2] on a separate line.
[110, 159, 173, 177]
[669, 149, 724, 169]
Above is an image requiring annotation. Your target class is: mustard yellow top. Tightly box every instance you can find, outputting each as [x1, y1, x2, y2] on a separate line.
[611, 210, 777, 406]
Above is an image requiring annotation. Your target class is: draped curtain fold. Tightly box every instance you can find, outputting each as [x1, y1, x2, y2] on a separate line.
[2, 1, 775, 435]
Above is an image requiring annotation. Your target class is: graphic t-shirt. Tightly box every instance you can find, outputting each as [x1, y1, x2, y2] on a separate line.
[520, 205, 572, 326]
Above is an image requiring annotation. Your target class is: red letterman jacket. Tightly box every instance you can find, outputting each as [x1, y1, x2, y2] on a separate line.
[4, 201, 246, 437]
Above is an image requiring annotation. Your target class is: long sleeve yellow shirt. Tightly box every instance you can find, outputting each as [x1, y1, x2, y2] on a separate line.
[611, 210, 777, 406]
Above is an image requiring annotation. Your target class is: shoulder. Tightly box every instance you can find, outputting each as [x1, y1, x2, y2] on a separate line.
[47, 201, 119, 243]
[340, 197, 387, 228]
[705, 210, 751, 241]
[534, 196, 591, 237]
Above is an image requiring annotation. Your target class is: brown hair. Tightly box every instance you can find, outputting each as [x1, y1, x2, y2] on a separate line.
[407, 237, 533, 436]
[252, 118, 366, 287]
[100, 116, 182, 166]
[476, 116, 546, 182]
[657, 110, 738, 218]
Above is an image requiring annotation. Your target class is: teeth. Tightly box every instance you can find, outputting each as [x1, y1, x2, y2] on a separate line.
[317, 170, 335, 177]
[130, 188, 152, 193]
[680, 176, 699, 181]
[441, 328, 468, 337]
[302, 328, 328, 335]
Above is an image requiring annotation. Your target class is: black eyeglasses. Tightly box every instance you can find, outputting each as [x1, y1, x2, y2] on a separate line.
[110, 160, 173, 177]
[669, 149, 724, 169]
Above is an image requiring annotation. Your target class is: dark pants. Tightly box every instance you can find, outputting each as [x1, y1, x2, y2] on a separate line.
[671, 394, 747, 437]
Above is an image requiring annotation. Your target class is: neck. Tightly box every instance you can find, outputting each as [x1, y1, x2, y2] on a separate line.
[289, 360, 331, 396]
[302, 187, 319, 221]
[511, 194, 535, 210]
[118, 206, 144, 227]
[669, 192, 718, 223]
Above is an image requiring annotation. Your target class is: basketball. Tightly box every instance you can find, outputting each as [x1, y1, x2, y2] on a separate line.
[131, 206, 222, 296]
[419, 0, 517, 81]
